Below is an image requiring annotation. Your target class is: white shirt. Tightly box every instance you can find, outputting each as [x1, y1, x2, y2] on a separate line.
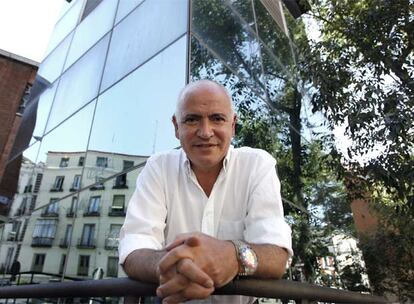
[119, 146, 293, 303]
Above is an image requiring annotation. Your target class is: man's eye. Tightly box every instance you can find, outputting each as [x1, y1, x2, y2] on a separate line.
[212, 116, 225, 122]
[184, 117, 197, 124]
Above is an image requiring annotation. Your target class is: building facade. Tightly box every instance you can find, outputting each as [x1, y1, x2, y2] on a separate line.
[0, 0, 302, 283]
[0, 49, 38, 220]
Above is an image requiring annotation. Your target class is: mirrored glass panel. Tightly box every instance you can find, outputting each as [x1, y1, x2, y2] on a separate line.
[46, 34, 109, 133]
[64, 0, 118, 70]
[37, 32, 73, 84]
[115, 0, 144, 25]
[44, 0, 85, 57]
[38, 100, 95, 165]
[192, 0, 266, 99]
[101, 0, 188, 91]
[29, 82, 57, 146]
[88, 36, 185, 167]
[57, 0, 85, 21]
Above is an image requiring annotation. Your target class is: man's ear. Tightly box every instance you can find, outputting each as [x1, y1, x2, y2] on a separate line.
[172, 115, 179, 139]
[232, 114, 237, 136]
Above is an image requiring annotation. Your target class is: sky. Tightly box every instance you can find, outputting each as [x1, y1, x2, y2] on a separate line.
[0, 0, 64, 62]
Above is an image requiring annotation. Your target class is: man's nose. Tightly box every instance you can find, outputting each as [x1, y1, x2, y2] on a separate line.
[197, 119, 214, 138]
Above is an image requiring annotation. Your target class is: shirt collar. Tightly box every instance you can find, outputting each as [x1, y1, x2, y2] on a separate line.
[182, 145, 233, 176]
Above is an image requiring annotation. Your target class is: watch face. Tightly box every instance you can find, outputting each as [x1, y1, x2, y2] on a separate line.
[241, 247, 258, 271]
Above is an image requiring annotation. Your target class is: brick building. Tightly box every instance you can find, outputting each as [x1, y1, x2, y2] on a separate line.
[0, 49, 38, 220]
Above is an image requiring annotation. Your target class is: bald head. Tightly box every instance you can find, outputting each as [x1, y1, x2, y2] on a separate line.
[175, 80, 234, 120]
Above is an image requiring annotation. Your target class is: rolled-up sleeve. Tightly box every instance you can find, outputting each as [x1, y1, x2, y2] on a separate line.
[118, 157, 167, 264]
[244, 153, 293, 257]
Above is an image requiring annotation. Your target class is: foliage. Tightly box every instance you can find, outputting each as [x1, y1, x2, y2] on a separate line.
[359, 209, 414, 302]
[190, 0, 363, 286]
[305, 0, 414, 213]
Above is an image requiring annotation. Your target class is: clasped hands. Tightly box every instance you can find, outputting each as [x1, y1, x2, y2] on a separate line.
[156, 232, 238, 303]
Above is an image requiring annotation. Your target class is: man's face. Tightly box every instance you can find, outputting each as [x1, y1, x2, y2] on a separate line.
[173, 84, 236, 173]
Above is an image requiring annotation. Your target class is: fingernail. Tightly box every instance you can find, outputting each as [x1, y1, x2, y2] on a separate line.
[206, 279, 214, 287]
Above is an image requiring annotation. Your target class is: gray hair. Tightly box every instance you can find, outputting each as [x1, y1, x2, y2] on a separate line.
[174, 80, 234, 120]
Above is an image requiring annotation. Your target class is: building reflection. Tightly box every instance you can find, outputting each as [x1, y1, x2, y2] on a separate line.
[0, 150, 147, 279]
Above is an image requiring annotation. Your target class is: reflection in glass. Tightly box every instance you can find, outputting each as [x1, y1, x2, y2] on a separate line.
[64, 0, 118, 70]
[192, 0, 266, 98]
[46, 34, 109, 133]
[115, 0, 144, 25]
[38, 100, 95, 164]
[44, 0, 85, 57]
[37, 32, 73, 83]
[89, 35, 185, 159]
[101, 0, 188, 91]
[30, 83, 58, 145]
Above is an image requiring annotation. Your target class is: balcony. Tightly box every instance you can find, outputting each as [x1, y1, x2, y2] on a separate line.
[83, 207, 100, 217]
[112, 174, 128, 189]
[41, 210, 59, 218]
[108, 206, 125, 217]
[69, 186, 80, 192]
[0, 277, 389, 303]
[66, 209, 75, 217]
[6, 232, 17, 242]
[59, 238, 70, 248]
[89, 183, 105, 191]
[104, 238, 119, 250]
[50, 187, 63, 192]
[77, 238, 96, 249]
[31, 237, 53, 247]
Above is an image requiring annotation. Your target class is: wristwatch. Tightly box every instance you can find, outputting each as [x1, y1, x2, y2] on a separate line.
[231, 240, 258, 276]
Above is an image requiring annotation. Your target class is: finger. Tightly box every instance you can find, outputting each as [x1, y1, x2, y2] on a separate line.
[165, 233, 193, 251]
[177, 258, 213, 288]
[161, 292, 187, 304]
[157, 273, 188, 299]
[158, 246, 192, 273]
[184, 235, 201, 247]
[181, 282, 214, 300]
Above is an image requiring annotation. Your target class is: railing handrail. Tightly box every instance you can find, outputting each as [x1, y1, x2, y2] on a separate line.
[0, 277, 390, 303]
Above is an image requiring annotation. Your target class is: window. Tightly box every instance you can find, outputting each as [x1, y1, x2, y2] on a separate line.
[78, 255, 90, 276]
[123, 160, 134, 170]
[43, 198, 59, 216]
[31, 253, 46, 272]
[23, 184, 32, 193]
[112, 195, 125, 210]
[87, 196, 100, 214]
[60, 157, 69, 167]
[113, 173, 127, 188]
[71, 175, 81, 191]
[33, 173, 43, 193]
[81, 0, 103, 21]
[106, 224, 121, 249]
[78, 156, 85, 166]
[15, 198, 27, 216]
[107, 257, 119, 277]
[96, 157, 108, 168]
[80, 224, 95, 247]
[59, 254, 66, 274]
[29, 195, 37, 211]
[32, 219, 57, 246]
[67, 196, 78, 216]
[61, 224, 72, 247]
[51, 176, 64, 191]
[5, 247, 14, 271]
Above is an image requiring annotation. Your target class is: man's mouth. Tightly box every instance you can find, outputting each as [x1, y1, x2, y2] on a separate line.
[193, 143, 218, 148]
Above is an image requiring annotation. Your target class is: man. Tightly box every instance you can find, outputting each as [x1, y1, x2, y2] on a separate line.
[119, 80, 292, 303]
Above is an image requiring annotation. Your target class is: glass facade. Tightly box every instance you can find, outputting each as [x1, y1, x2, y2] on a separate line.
[1, 0, 363, 301]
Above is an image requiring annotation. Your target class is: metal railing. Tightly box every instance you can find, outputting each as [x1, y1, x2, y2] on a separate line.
[0, 277, 389, 303]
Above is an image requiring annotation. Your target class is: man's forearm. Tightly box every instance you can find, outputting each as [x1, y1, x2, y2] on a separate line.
[250, 244, 289, 279]
[123, 248, 166, 283]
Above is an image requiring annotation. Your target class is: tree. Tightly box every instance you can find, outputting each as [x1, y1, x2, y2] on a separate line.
[303, 0, 414, 299]
[305, 0, 414, 212]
